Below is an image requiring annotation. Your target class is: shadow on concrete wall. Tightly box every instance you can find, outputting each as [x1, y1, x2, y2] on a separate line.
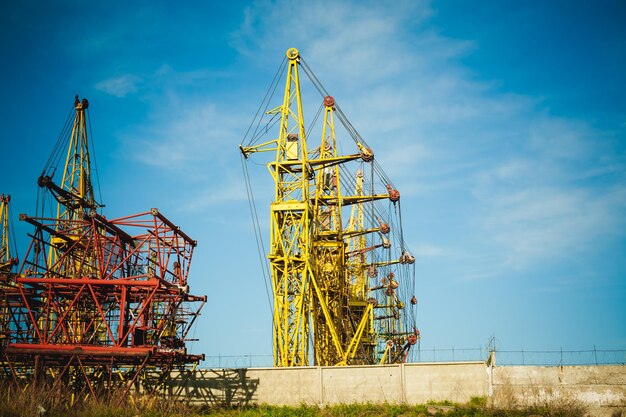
[164, 368, 259, 407]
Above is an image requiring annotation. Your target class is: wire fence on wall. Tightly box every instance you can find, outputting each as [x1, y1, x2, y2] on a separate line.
[200, 347, 625, 369]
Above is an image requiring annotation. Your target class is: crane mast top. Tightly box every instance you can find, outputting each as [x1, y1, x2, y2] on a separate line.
[38, 95, 101, 222]
[241, 48, 419, 367]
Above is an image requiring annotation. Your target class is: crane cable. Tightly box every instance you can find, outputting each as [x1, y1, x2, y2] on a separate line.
[242, 57, 287, 148]
[43, 104, 75, 176]
[86, 108, 104, 209]
[241, 147, 272, 313]
[239, 57, 291, 314]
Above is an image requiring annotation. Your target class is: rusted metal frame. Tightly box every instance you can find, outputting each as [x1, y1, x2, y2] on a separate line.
[152, 214, 165, 280]
[102, 234, 127, 281]
[17, 230, 41, 274]
[3, 352, 22, 387]
[91, 220, 106, 278]
[42, 286, 73, 344]
[46, 284, 87, 344]
[50, 356, 76, 392]
[86, 283, 117, 345]
[182, 245, 194, 286]
[120, 286, 159, 345]
[2, 292, 25, 342]
[20, 231, 56, 277]
[75, 355, 98, 400]
[18, 277, 159, 287]
[101, 233, 151, 281]
[162, 230, 174, 284]
[41, 280, 54, 341]
[180, 299, 205, 340]
[147, 228, 169, 281]
[83, 299, 117, 345]
[115, 355, 150, 406]
[90, 217, 136, 281]
[37, 176, 95, 212]
[17, 284, 43, 342]
[173, 242, 192, 285]
[151, 209, 196, 247]
[106, 360, 113, 402]
[73, 223, 96, 277]
[146, 228, 189, 285]
[173, 235, 194, 286]
[152, 299, 181, 341]
[5, 344, 154, 357]
[45, 228, 92, 279]
[19, 215, 74, 245]
[118, 285, 127, 346]
[89, 212, 134, 245]
[107, 211, 152, 223]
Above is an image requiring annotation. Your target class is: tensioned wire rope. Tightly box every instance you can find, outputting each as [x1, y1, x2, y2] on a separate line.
[300, 58, 417, 295]
[301, 59, 419, 351]
[240, 57, 289, 314]
[86, 107, 104, 210]
[38, 104, 75, 218]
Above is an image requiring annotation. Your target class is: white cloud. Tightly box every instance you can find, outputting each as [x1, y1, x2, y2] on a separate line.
[95, 74, 141, 97]
[119, 95, 242, 175]
[180, 180, 248, 212]
[227, 0, 626, 280]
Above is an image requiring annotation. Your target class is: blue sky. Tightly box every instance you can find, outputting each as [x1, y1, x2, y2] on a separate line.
[1, 1, 624, 362]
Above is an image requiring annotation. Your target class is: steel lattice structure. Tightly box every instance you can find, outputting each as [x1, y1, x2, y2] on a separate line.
[241, 48, 419, 367]
[1, 194, 19, 351]
[0, 97, 205, 403]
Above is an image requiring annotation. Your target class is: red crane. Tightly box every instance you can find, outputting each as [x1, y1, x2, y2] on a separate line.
[0, 97, 205, 403]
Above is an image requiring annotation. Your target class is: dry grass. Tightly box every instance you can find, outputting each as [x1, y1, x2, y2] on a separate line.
[0, 385, 590, 417]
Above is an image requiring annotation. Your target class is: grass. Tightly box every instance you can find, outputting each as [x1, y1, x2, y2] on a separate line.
[0, 386, 590, 417]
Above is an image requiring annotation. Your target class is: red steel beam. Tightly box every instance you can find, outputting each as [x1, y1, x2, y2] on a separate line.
[5, 343, 155, 357]
[17, 277, 161, 287]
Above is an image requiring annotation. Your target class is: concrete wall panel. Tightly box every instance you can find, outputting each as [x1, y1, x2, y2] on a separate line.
[321, 365, 402, 404]
[404, 362, 487, 404]
[248, 367, 320, 405]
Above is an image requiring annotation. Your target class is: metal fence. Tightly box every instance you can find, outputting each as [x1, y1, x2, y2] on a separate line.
[494, 348, 626, 366]
[200, 347, 626, 368]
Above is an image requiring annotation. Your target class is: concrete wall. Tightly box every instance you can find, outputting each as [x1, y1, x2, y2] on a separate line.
[492, 365, 626, 416]
[404, 362, 488, 404]
[162, 361, 625, 415]
[164, 361, 487, 406]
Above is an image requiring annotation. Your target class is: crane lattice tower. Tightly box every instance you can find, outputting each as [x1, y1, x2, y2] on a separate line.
[241, 48, 420, 367]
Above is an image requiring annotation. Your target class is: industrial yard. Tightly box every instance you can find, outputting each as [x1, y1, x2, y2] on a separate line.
[1, 2, 626, 416]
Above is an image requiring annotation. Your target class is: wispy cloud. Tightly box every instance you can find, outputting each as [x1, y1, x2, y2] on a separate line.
[95, 74, 142, 97]
[228, 0, 626, 281]
[118, 92, 243, 176]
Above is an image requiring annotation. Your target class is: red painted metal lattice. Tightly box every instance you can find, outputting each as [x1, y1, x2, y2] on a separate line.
[0, 97, 205, 403]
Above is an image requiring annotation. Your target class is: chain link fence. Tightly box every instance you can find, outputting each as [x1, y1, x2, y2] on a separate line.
[200, 348, 625, 368]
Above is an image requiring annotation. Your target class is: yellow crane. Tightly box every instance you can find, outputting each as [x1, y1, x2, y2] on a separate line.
[1, 193, 18, 349]
[241, 48, 419, 366]
[37, 96, 101, 277]
[0, 194, 17, 276]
